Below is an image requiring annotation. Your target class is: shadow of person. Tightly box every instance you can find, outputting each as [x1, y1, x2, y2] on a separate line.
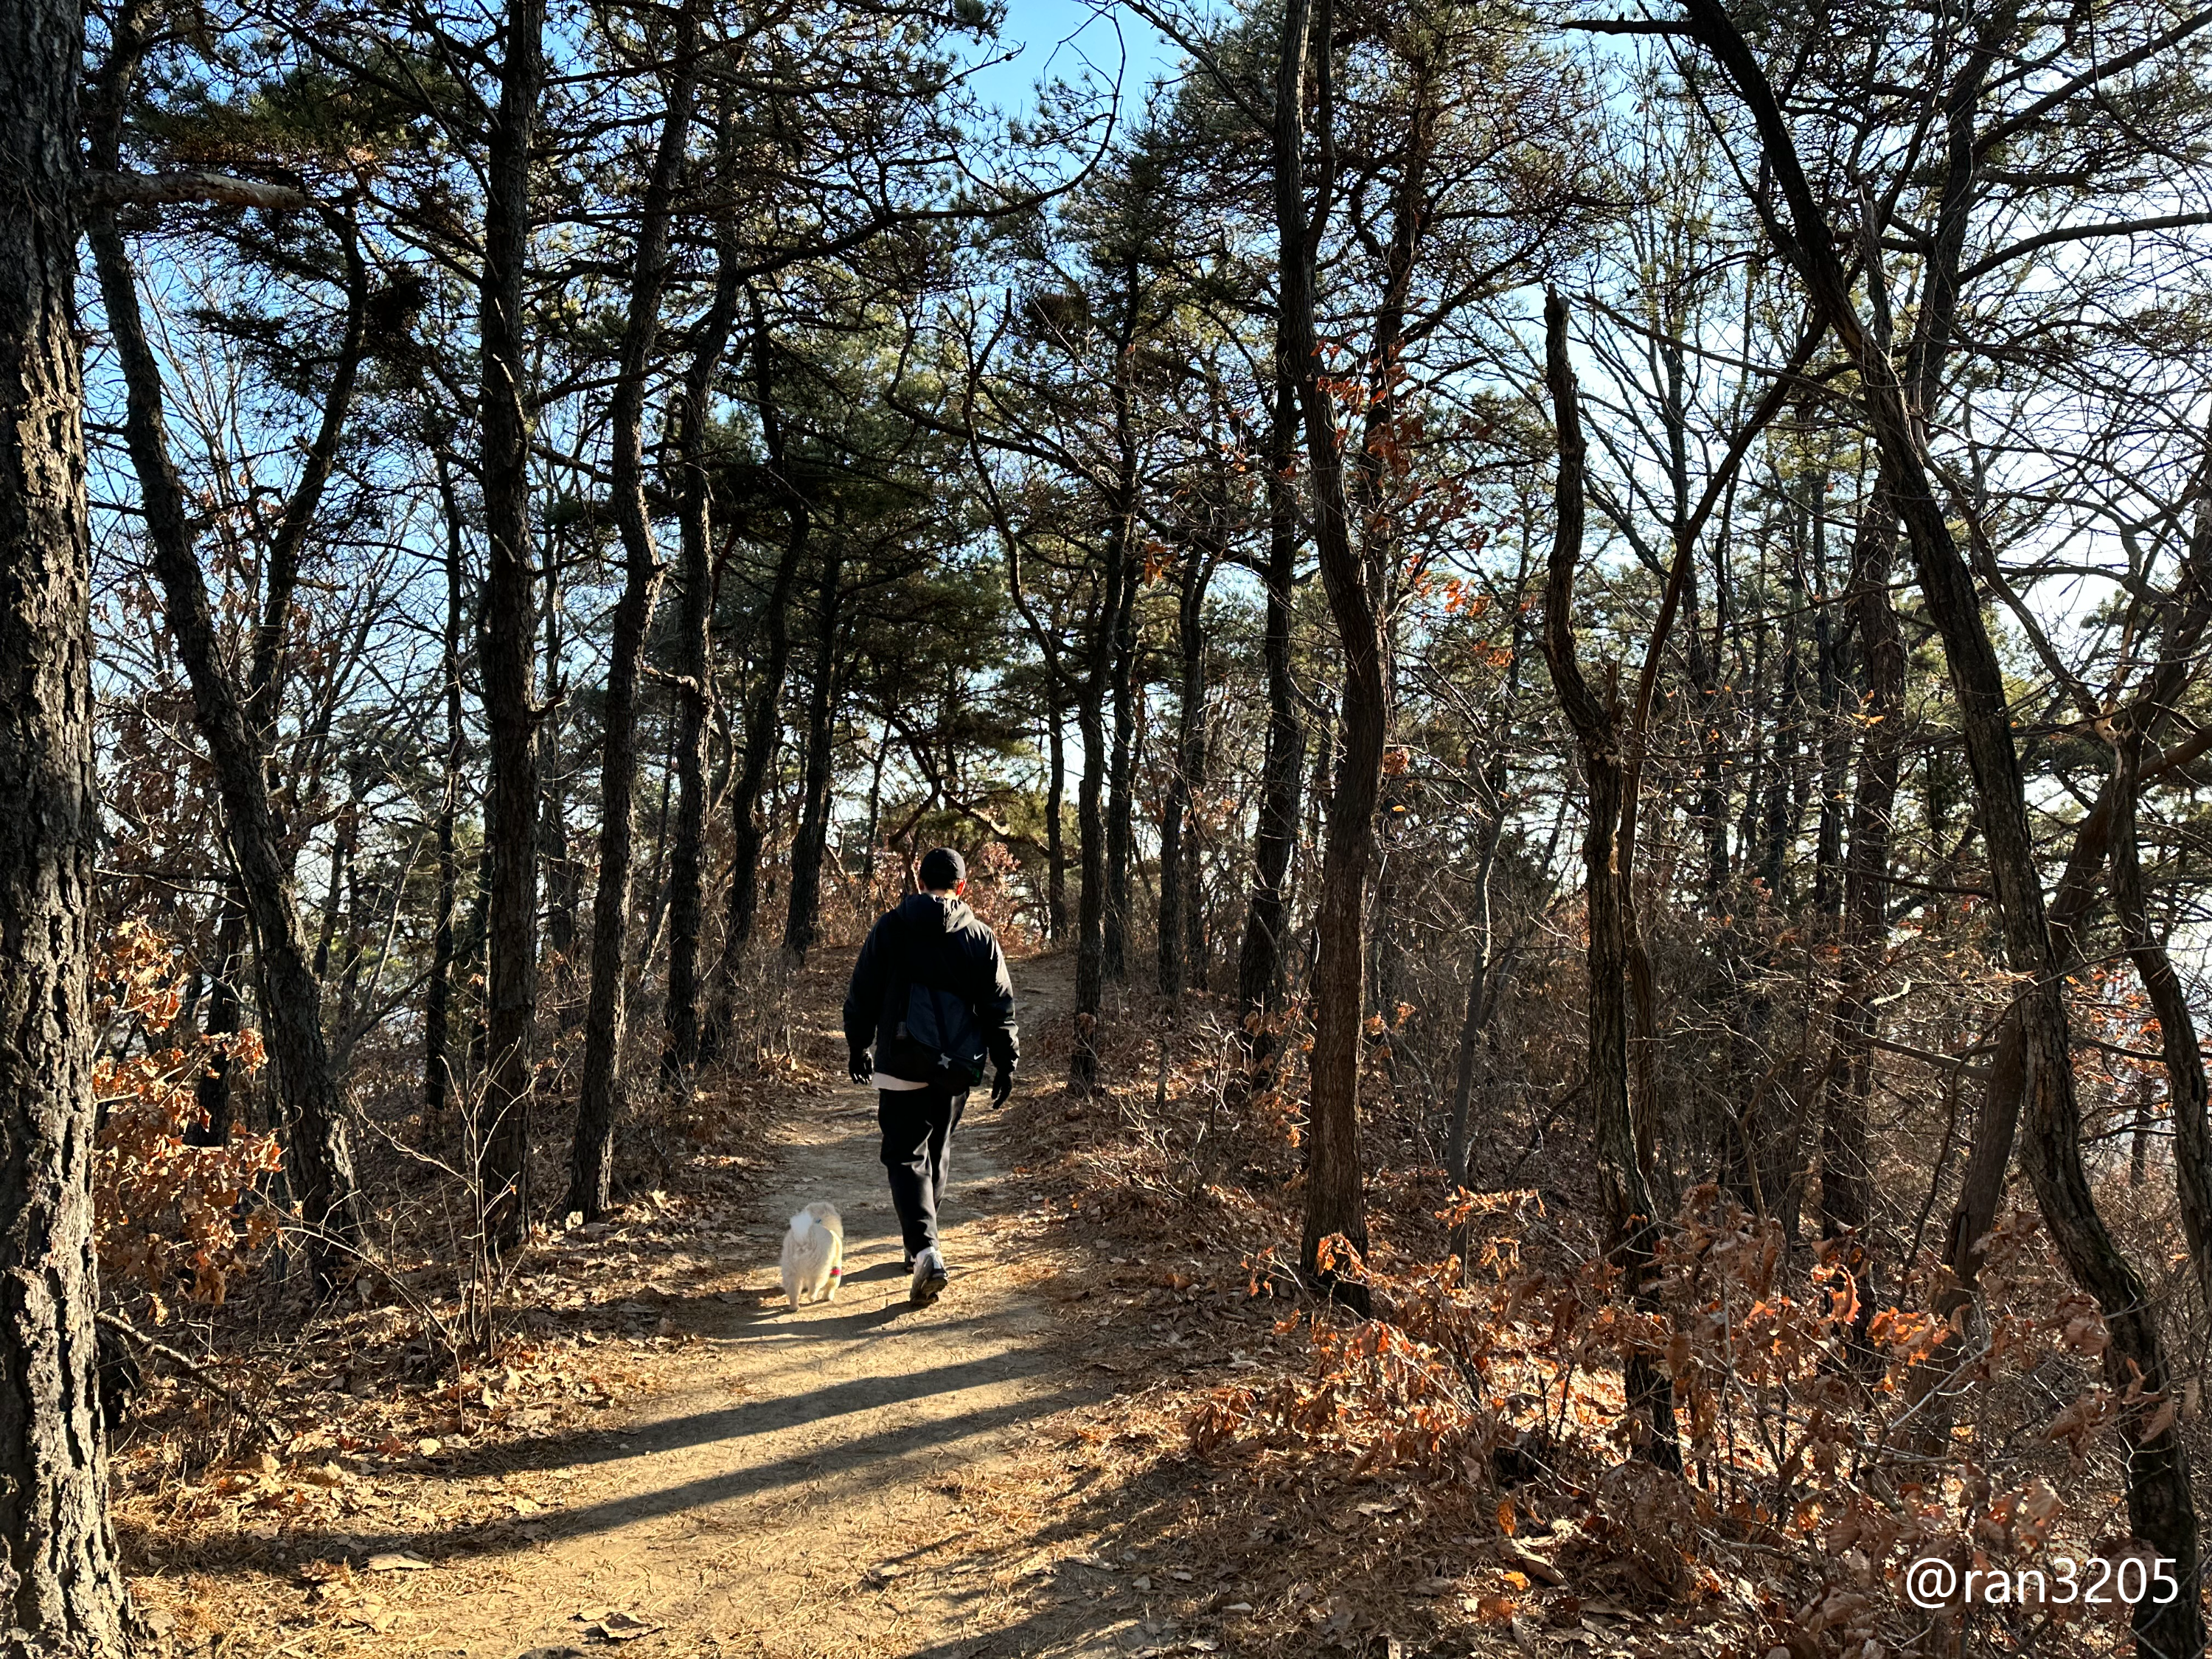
[761, 1302, 909, 1337]
[840, 1260, 911, 1286]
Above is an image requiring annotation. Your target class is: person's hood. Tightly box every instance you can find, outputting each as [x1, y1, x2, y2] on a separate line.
[895, 891, 973, 933]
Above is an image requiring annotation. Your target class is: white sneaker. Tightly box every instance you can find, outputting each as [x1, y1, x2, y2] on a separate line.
[910, 1247, 948, 1307]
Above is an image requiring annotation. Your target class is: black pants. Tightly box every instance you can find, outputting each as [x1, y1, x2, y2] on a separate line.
[877, 1083, 967, 1260]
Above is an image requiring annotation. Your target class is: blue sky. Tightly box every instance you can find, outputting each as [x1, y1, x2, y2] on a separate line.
[966, 0, 1176, 116]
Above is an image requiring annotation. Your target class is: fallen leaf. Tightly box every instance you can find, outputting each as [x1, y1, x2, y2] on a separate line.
[1502, 1540, 1565, 1586]
[1471, 1594, 1517, 1624]
[364, 1551, 434, 1573]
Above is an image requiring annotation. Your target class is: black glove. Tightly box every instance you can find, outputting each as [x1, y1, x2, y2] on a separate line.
[990, 1068, 1015, 1109]
[849, 1046, 872, 1086]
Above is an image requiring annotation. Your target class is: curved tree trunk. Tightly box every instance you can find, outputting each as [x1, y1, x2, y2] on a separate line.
[1541, 291, 1679, 1470]
[88, 4, 361, 1285]
[569, 23, 697, 1219]
[89, 214, 364, 1290]
[1276, 0, 1375, 1301]
[2111, 732, 2212, 1307]
[0, 1, 141, 1634]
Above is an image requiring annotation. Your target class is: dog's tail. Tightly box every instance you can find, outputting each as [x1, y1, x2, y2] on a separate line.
[789, 1208, 815, 1240]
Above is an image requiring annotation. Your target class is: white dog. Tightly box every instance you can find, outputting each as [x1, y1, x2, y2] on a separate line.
[779, 1202, 844, 1310]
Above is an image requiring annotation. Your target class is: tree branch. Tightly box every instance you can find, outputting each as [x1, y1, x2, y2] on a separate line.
[83, 169, 311, 211]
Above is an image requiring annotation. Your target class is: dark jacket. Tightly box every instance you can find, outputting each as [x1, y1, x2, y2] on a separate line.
[843, 892, 1018, 1085]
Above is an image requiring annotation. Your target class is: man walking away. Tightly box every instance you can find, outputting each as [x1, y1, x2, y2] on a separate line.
[844, 847, 1018, 1306]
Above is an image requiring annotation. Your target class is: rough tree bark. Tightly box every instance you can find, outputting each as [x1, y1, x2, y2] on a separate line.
[570, 24, 697, 1219]
[0, 0, 142, 1635]
[2111, 729, 2212, 1307]
[477, 0, 549, 1252]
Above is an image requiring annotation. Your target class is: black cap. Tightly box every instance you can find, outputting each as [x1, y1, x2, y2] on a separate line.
[919, 847, 965, 891]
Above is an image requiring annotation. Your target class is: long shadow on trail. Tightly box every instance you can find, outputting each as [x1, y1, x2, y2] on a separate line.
[148, 1381, 1108, 1571]
[462, 1338, 1066, 1475]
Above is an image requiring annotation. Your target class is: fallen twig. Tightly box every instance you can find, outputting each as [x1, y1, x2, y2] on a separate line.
[96, 1312, 245, 1410]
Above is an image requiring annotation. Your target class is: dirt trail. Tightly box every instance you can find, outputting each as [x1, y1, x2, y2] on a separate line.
[397, 972, 1144, 1659]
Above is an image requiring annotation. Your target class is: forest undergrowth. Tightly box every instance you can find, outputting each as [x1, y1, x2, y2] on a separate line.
[999, 978, 2211, 1659]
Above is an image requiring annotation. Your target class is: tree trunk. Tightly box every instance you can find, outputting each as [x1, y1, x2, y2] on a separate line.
[569, 29, 696, 1219]
[1158, 549, 1211, 1000]
[0, 1, 141, 1630]
[782, 540, 846, 960]
[1045, 699, 1069, 940]
[1183, 687, 1209, 992]
[1818, 485, 1900, 1251]
[1444, 595, 1528, 1189]
[88, 206, 362, 1291]
[1102, 514, 1138, 987]
[704, 295, 805, 1056]
[663, 186, 737, 1083]
[2112, 689, 2212, 1310]
[1071, 664, 1110, 1091]
[424, 451, 469, 1131]
[1541, 291, 1679, 1470]
[188, 894, 248, 1148]
[537, 563, 574, 967]
[1276, 0, 1377, 1301]
[477, 0, 549, 1253]
[1236, 373, 1305, 1048]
